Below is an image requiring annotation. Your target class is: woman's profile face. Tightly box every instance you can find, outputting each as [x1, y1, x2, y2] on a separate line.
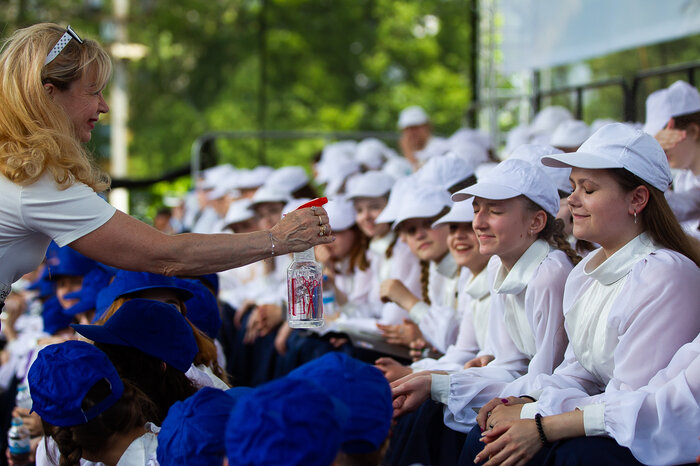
[46, 67, 109, 143]
[567, 168, 632, 248]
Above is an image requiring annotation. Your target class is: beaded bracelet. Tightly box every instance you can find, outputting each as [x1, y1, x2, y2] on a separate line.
[534, 413, 550, 446]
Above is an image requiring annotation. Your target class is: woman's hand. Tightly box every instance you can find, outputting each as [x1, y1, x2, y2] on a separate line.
[377, 319, 423, 346]
[474, 419, 542, 466]
[375, 357, 413, 382]
[477, 396, 527, 431]
[271, 207, 334, 254]
[464, 354, 495, 369]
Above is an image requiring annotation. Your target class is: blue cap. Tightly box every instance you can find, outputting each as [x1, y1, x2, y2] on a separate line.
[63, 266, 115, 316]
[198, 273, 219, 297]
[48, 247, 98, 279]
[71, 299, 198, 373]
[226, 377, 348, 466]
[28, 340, 124, 427]
[28, 268, 54, 299]
[175, 278, 222, 339]
[287, 353, 392, 454]
[42, 297, 73, 335]
[157, 387, 251, 465]
[92, 270, 193, 320]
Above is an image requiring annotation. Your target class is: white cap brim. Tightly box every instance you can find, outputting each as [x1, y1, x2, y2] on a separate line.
[451, 183, 521, 202]
[540, 152, 624, 170]
[392, 205, 449, 230]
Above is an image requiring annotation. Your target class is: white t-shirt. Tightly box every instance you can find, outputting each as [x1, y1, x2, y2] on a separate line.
[0, 173, 116, 288]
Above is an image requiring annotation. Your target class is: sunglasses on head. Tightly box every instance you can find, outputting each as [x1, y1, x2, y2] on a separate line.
[44, 25, 83, 66]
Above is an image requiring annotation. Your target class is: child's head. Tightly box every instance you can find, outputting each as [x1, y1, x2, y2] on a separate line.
[29, 341, 156, 463]
[393, 186, 452, 263]
[433, 199, 492, 274]
[453, 158, 563, 268]
[346, 171, 395, 239]
[157, 386, 251, 465]
[543, 123, 700, 265]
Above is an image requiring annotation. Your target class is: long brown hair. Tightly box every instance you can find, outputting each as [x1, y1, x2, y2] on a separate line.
[609, 168, 700, 267]
[348, 225, 371, 271]
[523, 198, 582, 266]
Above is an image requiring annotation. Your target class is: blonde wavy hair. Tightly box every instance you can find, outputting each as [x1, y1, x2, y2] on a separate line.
[0, 23, 111, 191]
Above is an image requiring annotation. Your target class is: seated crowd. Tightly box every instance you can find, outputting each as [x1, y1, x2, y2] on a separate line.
[1, 83, 699, 465]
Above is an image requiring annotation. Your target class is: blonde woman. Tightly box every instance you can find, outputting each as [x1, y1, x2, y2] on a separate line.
[0, 23, 331, 311]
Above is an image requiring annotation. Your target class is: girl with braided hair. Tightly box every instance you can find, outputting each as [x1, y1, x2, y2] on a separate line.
[389, 158, 576, 463]
[377, 185, 458, 354]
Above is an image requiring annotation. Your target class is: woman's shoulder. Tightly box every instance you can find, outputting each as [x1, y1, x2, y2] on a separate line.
[633, 247, 700, 278]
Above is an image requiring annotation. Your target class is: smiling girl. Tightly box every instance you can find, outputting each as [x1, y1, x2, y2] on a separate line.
[378, 185, 459, 353]
[464, 123, 700, 466]
[390, 158, 580, 438]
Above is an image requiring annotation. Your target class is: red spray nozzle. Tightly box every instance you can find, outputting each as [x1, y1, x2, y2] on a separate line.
[294, 197, 328, 210]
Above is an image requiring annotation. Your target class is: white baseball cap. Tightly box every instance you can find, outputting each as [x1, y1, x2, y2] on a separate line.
[355, 138, 388, 170]
[235, 166, 274, 189]
[446, 142, 489, 168]
[505, 124, 531, 155]
[432, 198, 475, 227]
[549, 120, 590, 149]
[325, 196, 356, 231]
[398, 106, 429, 130]
[263, 166, 309, 195]
[541, 122, 673, 192]
[414, 153, 476, 192]
[382, 155, 414, 180]
[643, 80, 700, 136]
[223, 199, 255, 227]
[250, 186, 290, 206]
[529, 106, 573, 135]
[452, 158, 560, 217]
[448, 128, 493, 151]
[207, 177, 240, 201]
[392, 186, 452, 230]
[345, 171, 396, 199]
[323, 158, 361, 196]
[509, 144, 571, 194]
[375, 176, 414, 224]
[282, 198, 312, 216]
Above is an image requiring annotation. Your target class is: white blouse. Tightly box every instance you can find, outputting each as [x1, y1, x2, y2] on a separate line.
[0, 173, 115, 291]
[604, 336, 700, 466]
[411, 266, 491, 372]
[518, 234, 700, 437]
[409, 254, 461, 353]
[433, 240, 572, 431]
[368, 233, 422, 324]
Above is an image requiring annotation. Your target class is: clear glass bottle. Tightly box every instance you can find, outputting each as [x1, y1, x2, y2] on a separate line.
[287, 248, 324, 328]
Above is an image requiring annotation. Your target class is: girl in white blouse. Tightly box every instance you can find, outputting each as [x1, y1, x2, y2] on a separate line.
[376, 185, 459, 353]
[390, 158, 579, 433]
[375, 198, 493, 382]
[468, 123, 700, 466]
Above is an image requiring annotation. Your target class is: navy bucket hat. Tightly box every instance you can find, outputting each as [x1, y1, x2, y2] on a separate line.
[72, 298, 198, 373]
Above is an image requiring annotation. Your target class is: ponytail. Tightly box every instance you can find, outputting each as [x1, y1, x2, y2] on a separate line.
[385, 233, 398, 259]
